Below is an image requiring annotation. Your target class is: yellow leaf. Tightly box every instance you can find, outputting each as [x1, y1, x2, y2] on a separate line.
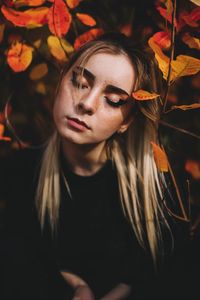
[0, 23, 5, 44]
[182, 33, 200, 50]
[171, 103, 200, 111]
[132, 90, 159, 101]
[151, 142, 169, 172]
[29, 63, 48, 80]
[76, 13, 96, 26]
[171, 55, 200, 81]
[47, 35, 74, 61]
[7, 41, 33, 72]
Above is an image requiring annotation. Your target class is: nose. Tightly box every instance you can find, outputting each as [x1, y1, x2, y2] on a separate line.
[77, 88, 100, 115]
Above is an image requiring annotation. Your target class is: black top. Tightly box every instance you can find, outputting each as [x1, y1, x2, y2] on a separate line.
[0, 148, 153, 299]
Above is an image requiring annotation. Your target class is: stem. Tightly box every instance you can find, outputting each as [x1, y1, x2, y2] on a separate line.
[162, 0, 177, 113]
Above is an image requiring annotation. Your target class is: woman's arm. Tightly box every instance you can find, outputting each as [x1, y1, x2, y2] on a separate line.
[100, 283, 132, 300]
[60, 271, 95, 300]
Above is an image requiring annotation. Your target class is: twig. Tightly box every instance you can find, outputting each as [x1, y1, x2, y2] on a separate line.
[162, 0, 177, 113]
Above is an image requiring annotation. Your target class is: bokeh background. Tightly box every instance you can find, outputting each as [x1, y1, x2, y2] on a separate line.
[0, 0, 199, 234]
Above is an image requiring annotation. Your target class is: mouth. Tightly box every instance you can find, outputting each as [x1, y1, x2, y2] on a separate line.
[67, 117, 90, 131]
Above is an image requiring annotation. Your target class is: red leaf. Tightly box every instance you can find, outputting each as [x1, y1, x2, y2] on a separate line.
[156, 5, 177, 27]
[152, 31, 171, 49]
[185, 160, 200, 180]
[74, 28, 104, 50]
[48, 0, 72, 37]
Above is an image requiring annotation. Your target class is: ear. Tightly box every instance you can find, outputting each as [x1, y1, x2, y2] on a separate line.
[117, 114, 134, 134]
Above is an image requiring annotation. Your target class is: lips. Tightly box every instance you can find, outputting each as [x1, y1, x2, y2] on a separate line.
[67, 117, 90, 130]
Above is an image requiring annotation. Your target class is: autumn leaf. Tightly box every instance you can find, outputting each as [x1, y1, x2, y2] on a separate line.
[148, 35, 170, 80]
[182, 33, 200, 50]
[47, 35, 74, 61]
[29, 63, 48, 80]
[74, 28, 104, 50]
[76, 13, 96, 26]
[7, 41, 33, 72]
[151, 142, 169, 172]
[0, 24, 5, 43]
[170, 55, 200, 82]
[151, 31, 171, 49]
[156, 4, 177, 27]
[48, 0, 72, 37]
[35, 82, 46, 95]
[1, 5, 49, 28]
[179, 7, 200, 29]
[185, 160, 200, 180]
[132, 90, 159, 101]
[11, 0, 46, 7]
[171, 103, 200, 111]
[190, 0, 200, 5]
[66, 0, 82, 9]
[0, 124, 11, 142]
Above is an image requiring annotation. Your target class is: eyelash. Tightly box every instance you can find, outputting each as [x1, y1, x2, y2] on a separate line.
[70, 71, 128, 108]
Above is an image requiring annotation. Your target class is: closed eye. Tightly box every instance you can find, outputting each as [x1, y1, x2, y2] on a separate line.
[105, 97, 128, 107]
[71, 71, 89, 89]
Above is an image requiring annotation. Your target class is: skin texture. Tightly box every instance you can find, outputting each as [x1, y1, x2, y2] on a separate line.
[53, 53, 135, 175]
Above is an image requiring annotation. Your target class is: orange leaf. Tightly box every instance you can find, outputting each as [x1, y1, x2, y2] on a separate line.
[29, 63, 48, 80]
[76, 13, 96, 26]
[47, 35, 74, 61]
[1, 5, 49, 28]
[170, 55, 200, 81]
[148, 35, 170, 80]
[185, 160, 200, 180]
[48, 0, 72, 37]
[151, 31, 171, 49]
[0, 124, 5, 136]
[182, 33, 200, 50]
[66, 0, 82, 9]
[132, 90, 159, 101]
[0, 23, 5, 43]
[171, 103, 200, 111]
[74, 28, 104, 50]
[151, 142, 169, 172]
[7, 41, 33, 72]
[0, 124, 11, 142]
[11, 0, 46, 7]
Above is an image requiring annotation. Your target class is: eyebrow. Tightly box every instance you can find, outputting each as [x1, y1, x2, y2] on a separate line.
[75, 66, 130, 96]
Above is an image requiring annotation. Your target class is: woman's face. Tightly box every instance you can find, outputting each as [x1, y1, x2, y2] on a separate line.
[53, 52, 135, 146]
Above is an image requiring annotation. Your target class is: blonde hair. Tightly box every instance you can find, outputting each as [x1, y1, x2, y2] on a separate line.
[36, 33, 170, 265]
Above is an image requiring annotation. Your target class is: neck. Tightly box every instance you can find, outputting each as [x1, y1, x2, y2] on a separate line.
[61, 140, 108, 176]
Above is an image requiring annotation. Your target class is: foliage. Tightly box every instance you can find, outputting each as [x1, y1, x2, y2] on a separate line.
[0, 0, 200, 226]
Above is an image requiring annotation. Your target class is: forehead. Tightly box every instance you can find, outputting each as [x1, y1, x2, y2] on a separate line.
[75, 52, 135, 93]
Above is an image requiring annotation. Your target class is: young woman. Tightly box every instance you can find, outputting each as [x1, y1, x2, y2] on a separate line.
[1, 32, 177, 300]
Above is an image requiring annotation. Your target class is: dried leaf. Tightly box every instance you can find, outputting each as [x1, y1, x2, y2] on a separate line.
[66, 0, 82, 9]
[0, 24, 5, 43]
[1, 5, 49, 28]
[185, 160, 200, 180]
[29, 63, 48, 80]
[171, 103, 200, 111]
[182, 33, 200, 50]
[151, 31, 171, 49]
[47, 35, 74, 61]
[171, 55, 200, 81]
[48, 0, 72, 37]
[76, 13, 96, 26]
[151, 142, 169, 172]
[7, 41, 33, 72]
[132, 90, 159, 101]
[35, 82, 46, 95]
[74, 28, 104, 50]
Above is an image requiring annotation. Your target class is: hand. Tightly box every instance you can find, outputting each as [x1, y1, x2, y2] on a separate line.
[72, 284, 95, 300]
